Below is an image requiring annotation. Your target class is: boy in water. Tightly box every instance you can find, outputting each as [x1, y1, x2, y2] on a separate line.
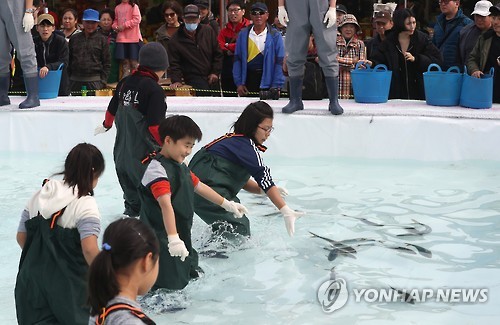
[139, 115, 248, 290]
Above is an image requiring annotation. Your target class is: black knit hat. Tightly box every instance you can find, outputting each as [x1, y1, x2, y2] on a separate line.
[138, 42, 169, 71]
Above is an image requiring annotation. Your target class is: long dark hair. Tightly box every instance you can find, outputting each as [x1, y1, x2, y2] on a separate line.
[233, 101, 274, 143]
[57, 143, 105, 197]
[88, 218, 159, 315]
[116, 0, 138, 7]
[162, 1, 183, 18]
[392, 9, 415, 34]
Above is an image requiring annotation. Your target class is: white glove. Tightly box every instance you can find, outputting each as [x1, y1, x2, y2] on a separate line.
[280, 205, 305, 237]
[94, 124, 110, 135]
[278, 6, 289, 27]
[167, 234, 189, 261]
[220, 198, 248, 218]
[323, 7, 337, 29]
[23, 13, 35, 33]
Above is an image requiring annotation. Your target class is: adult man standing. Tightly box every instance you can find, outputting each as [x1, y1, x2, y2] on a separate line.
[278, 0, 343, 115]
[458, 1, 492, 67]
[168, 4, 223, 96]
[0, 0, 39, 108]
[218, 0, 251, 96]
[233, 2, 285, 99]
[432, 0, 473, 70]
[69, 9, 110, 92]
[194, 0, 220, 35]
[365, 10, 394, 61]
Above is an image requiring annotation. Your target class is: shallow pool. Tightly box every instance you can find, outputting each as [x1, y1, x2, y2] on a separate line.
[1, 151, 499, 324]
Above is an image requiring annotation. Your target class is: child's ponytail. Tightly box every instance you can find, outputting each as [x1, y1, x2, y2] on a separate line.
[88, 247, 119, 315]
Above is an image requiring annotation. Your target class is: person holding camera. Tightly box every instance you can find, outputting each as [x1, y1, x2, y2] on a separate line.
[232, 2, 285, 100]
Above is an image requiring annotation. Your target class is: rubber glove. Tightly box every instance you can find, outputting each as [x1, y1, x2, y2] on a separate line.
[323, 7, 337, 29]
[278, 6, 289, 27]
[280, 205, 305, 237]
[94, 123, 110, 135]
[220, 198, 248, 218]
[167, 234, 189, 261]
[23, 13, 35, 33]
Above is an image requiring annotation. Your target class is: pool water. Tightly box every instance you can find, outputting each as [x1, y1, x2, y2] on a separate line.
[1, 152, 499, 324]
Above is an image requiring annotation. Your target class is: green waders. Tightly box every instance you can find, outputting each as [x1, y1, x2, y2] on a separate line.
[139, 155, 199, 290]
[189, 148, 251, 236]
[15, 214, 89, 325]
[114, 93, 160, 215]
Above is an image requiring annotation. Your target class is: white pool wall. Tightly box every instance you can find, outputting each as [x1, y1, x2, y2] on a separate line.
[1, 96, 500, 161]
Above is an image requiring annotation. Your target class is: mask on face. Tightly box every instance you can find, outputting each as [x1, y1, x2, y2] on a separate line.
[185, 23, 198, 32]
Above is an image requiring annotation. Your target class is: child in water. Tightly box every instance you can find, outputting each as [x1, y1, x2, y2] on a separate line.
[88, 218, 159, 325]
[139, 115, 248, 290]
[15, 143, 105, 325]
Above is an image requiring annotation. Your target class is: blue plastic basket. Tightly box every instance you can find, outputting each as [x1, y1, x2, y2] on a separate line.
[423, 64, 462, 106]
[38, 63, 63, 99]
[351, 62, 392, 103]
[460, 66, 494, 109]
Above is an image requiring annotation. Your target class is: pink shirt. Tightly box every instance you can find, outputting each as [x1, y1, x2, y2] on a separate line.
[112, 3, 142, 43]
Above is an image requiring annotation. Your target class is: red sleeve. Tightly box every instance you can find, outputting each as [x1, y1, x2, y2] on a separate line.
[149, 125, 162, 145]
[150, 180, 170, 199]
[190, 171, 200, 187]
[217, 29, 227, 51]
[103, 110, 115, 129]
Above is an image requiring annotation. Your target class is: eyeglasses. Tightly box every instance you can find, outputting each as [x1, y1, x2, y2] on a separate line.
[228, 8, 242, 14]
[164, 12, 176, 18]
[258, 125, 274, 133]
[251, 10, 267, 16]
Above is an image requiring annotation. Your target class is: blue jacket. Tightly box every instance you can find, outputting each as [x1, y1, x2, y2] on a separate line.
[432, 9, 472, 70]
[233, 24, 285, 89]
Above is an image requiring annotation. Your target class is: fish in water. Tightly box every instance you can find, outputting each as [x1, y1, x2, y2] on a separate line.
[341, 214, 432, 237]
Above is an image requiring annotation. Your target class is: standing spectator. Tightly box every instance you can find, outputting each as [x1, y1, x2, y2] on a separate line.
[34, 13, 70, 96]
[99, 8, 119, 84]
[467, 3, 500, 103]
[458, 1, 493, 68]
[218, 0, 251, 96]
[371, 9, 443, 100]
[194, 0, 220, 35]
[432, 0, 473, 69]
[69, 9, 110, 92]
[95, 42, 169, 218]
[337, 14, 367, 99]
[365, 10, 394, 60]
[233, 2, 285, 99]
[59, 8, 81, 42]
[168, 4, 223, 96]
[155, 1, 183, 53]
[278, 0, 344, 115]
[113, 0, 143, 79]
[336, 3, 348, 24]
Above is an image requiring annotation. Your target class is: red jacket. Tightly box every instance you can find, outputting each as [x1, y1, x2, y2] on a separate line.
[217, 18, 251, 54]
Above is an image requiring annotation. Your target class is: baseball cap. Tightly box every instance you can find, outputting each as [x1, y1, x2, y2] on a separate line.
[37, 13, 55, 25]
[82, 9, 100, 22]
[374, 10, 392, 23]
[490, 2, 500, 15]
[336, 4, 348, 14]
[251, 2, 268, 12]
[471, 1, 493, 16]
[184, 4, 200, 18]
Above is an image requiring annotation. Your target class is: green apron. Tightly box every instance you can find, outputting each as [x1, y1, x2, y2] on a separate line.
[15, 215, 89, 325]
[139, 155, 199, 290]
[114, 83, 160, 214]
[107, 42, 119, 84]
[189, 148, 251, 236]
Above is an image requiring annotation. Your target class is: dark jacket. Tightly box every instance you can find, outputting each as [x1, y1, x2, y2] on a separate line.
[201, 11, 220, 36]
[364, 34, 384, 61]
[432, 9, 472, 70]
[372, 30, 443, 100]
[33, 33, 70, 96]
[458, 23, 489, 69]
[68, 31, 110, 83]
[167, 24, 223, 84]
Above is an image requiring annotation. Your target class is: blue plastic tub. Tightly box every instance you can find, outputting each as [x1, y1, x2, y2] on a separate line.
[423, 64, 462, 106]
[351, 62, 392, 103]
[38, 64, 63, 99]
[460, 67, 494, 109]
